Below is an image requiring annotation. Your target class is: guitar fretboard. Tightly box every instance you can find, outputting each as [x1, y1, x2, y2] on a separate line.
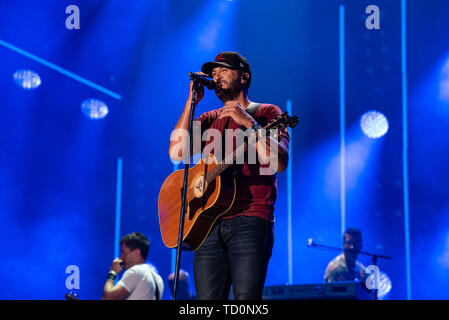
[195, 112, 296, 192]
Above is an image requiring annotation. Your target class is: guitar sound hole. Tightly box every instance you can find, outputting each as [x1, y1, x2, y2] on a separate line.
[193, 176, 206, 198]
[188, 179, 216, 220]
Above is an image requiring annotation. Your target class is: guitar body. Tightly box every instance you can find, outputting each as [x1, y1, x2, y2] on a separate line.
[158, 111, 298, 251]
[158, 154, 236, 251]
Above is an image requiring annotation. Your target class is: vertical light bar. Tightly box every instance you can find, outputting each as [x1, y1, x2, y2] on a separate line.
[171, 161, 180, 273]
[171, 249, 176, 273]
[286, 99, 293, 285]
[114, 158, 123, 258]
[339, 5, 346, 238]
[401, 0, 412, 300]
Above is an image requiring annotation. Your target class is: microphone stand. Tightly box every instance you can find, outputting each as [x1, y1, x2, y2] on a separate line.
[308, 240, 391, 300]
[172, 76, 199, 300]
[367, 252, 391, 300]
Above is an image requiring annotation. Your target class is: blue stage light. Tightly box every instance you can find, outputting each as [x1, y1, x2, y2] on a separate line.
[360, 110, 389, 139]
[13, 69, 41, 89]
[81, 98, 109, 120]
[439, 58, 449, 104]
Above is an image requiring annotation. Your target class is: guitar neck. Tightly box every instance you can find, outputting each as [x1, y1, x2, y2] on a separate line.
[204, 112, 297, 184]
[205, 126, 267, 184]
[205, 142, 249, 184]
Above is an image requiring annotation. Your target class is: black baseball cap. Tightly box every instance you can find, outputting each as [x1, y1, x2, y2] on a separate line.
[201, 51, 251, 88]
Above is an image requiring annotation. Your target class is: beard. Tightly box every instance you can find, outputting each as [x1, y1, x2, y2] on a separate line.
[215, 78, 243, 102]
[344, 249, 359, 266]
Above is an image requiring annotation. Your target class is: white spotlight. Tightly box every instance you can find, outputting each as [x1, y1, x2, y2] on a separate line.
[360, 110, 389, 139]
[81, 98, 109, 120]
[13, 69, 41, 89]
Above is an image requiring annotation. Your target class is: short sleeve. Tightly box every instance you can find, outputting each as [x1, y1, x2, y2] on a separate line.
[116, 269, 140, 294]
[196, 110, 218, 132]
[256, 104, 282, 124]
[256, 104, 290, 143]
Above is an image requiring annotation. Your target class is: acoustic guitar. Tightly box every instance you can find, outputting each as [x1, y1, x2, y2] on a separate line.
[158, 112, 298, 251]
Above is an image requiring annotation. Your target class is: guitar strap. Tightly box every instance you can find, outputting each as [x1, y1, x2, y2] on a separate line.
[222, 102, 261, 178]
[245, 102, 261, 118]
[149, 268, 160, 300]
[227, 102, 261, 177]
[155, 285, 160, 300]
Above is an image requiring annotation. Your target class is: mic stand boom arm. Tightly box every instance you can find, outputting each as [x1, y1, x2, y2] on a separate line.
[308, 240, 391, 260]
[308, 240, 391, 300]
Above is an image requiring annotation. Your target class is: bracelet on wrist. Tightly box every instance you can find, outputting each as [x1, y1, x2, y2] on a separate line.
[106, 271, 117, 281]
[250, 122, 262, 131]
[250, 123, 265, 139]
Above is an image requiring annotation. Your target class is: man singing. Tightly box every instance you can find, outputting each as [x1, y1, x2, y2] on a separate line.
[169, 52, 290, 300]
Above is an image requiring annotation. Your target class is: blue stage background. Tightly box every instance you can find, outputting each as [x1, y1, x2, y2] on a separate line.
[0, 0, 448, 299]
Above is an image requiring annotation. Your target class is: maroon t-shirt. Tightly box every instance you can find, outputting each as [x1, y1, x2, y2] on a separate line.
[196, 103, 290, 221]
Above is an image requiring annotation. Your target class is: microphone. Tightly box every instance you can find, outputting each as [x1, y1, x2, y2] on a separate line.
[188, 72, 216, 90]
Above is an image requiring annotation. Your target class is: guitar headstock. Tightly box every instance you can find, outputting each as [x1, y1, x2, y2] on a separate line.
[264, 112, 299, 131]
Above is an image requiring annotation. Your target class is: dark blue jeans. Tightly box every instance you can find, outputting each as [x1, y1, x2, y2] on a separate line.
[193, 215, 274, 300]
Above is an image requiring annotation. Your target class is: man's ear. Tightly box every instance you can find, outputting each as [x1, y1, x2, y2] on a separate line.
[241, 72, 249, 85]
[131, 248, 142, 259]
